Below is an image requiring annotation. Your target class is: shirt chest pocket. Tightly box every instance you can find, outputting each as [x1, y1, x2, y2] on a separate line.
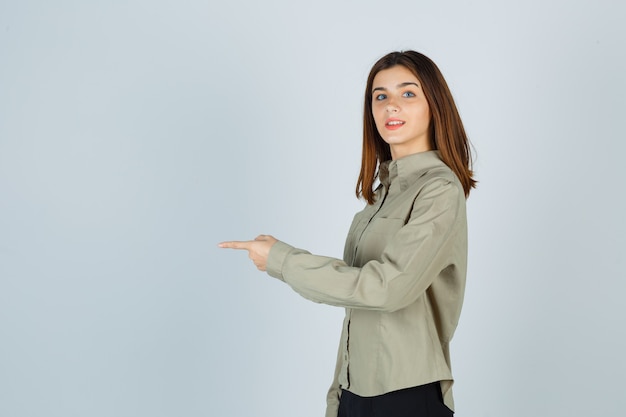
[355, 217, 406, 264]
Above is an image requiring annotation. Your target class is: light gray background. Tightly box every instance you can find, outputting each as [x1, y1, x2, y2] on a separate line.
[1, 1, 625, 416]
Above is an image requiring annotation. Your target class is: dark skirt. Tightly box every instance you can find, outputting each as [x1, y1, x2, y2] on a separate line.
[337, 382, 453, 417]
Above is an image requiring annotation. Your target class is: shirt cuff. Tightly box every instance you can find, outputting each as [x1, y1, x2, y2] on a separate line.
[266, 240, 295, 281]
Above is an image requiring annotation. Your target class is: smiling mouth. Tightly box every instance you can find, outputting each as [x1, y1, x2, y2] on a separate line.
[385, 120, 405, 129]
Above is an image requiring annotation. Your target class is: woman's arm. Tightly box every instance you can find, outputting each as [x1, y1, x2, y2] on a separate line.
[220, 178, 464, 312]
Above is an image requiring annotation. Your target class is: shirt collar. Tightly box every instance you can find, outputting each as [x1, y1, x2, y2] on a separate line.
[379, 150, 446, 192]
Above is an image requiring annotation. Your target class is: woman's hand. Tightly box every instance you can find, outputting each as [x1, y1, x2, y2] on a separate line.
[218, 235, 278, 271]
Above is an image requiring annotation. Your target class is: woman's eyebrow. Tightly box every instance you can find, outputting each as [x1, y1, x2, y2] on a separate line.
[372, 82, 420, 93]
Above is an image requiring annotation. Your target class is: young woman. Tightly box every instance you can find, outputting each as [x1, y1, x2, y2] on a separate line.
[220, 50, 476, 417]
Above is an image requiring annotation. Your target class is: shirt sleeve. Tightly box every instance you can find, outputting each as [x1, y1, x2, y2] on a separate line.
[265, 178, 463, 313]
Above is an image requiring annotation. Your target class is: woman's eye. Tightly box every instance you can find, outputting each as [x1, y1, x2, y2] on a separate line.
[375, 93, 387, 101]
[403, 91, 416, 98]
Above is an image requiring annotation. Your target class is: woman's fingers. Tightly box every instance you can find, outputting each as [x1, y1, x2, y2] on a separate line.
[219, 235, 276, 249]
[217, 240, 253, 250]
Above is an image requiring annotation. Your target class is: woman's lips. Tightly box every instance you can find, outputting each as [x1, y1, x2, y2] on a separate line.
[385, 118, 405, 130]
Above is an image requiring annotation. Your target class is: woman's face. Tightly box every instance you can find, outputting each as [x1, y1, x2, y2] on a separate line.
[371, 65, 431, 160]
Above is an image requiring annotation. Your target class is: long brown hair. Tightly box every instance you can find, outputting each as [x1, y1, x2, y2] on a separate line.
[356, 50, 476, 204]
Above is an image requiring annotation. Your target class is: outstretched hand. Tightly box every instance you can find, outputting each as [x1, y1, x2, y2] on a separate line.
[218, 235, 278, 271]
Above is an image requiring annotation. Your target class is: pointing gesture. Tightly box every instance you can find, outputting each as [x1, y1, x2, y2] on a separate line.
[218, 235, 278, 271]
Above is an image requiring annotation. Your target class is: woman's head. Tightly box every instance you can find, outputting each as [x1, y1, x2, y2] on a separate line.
[357, 50, 476, 203]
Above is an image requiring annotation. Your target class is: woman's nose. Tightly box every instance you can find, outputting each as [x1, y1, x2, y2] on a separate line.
[386, 102, 399, 113]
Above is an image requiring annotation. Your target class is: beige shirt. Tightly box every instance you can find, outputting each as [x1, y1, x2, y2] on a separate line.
[266, 151, 467, 416]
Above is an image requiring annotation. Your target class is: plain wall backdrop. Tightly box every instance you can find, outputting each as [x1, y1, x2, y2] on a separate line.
[1, 1, 625, 416]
